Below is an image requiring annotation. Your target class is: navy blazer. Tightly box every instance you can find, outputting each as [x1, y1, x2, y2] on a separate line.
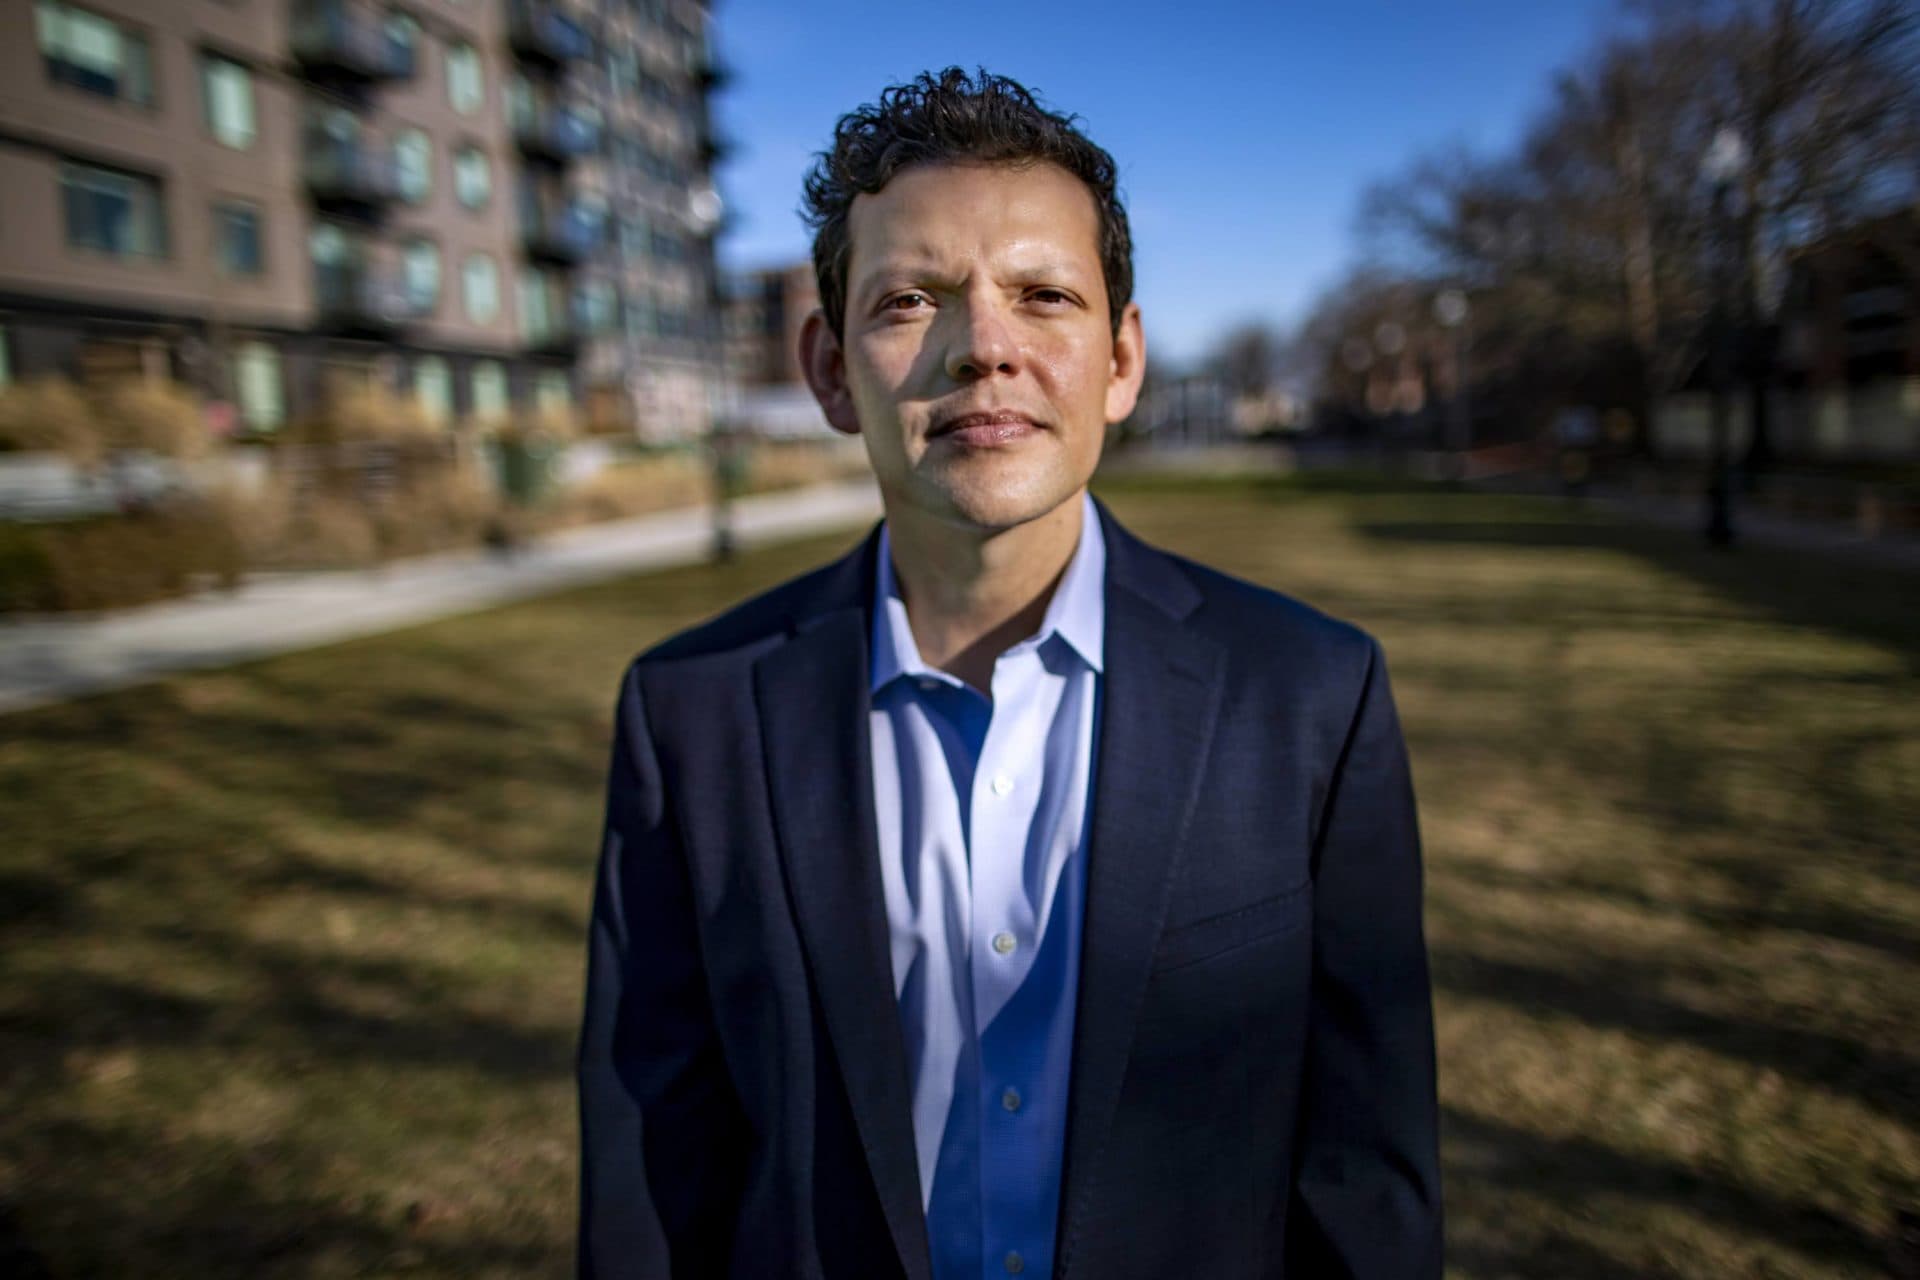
[577, 498, 1443, 1279]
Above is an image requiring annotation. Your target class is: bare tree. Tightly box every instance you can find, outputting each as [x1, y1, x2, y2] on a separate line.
[1348, 0, 1920, 462]
[1205, 322, 1286, 400]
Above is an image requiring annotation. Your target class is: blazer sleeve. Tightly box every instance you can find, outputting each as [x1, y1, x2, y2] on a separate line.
[1283, 634, 1444, 1278]
[577, 660, 747, 1278]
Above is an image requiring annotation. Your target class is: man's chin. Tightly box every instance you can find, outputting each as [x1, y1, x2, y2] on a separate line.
[919, 478, 1088, 535]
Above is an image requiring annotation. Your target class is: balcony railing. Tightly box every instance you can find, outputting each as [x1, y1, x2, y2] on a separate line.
[520, 201, 602, 265]
[314, 265, 421, 333]
[304, 140, 403, 207]
[291, 1, 412, 81]
[524, 309, 577, 354]
[512, 101, 602, 162]
[508, 1, 592, 66]
[696, 55, 730, 92]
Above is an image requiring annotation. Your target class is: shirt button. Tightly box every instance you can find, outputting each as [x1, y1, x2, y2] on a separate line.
[1004, 1252, 1024, 1274]
[1002, 1087, 1021, 1112]
[990, 773, 1014, 796]
[991, 931, 1016, 955]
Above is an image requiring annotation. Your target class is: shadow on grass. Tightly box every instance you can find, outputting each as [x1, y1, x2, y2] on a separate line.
[1437, 855, 1920, 972]
[1353, 515, 1920, 665]
[1, 1119, 563, 1279]
[1430, 944, 1920, 1130]
[1442, 1107, 1887, 1276]
[0, 596, 655, 1275]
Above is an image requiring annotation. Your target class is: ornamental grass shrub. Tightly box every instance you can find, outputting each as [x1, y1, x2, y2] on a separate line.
[91, 378, 211, 459]
[0, 377, 105, 468]
[0, 501, 244, 613]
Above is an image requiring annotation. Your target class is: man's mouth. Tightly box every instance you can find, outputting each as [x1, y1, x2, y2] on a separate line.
[928, 410, 1043, 447]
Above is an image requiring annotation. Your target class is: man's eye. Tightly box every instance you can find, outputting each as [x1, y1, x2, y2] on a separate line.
[883, 293, 930, 311]
[1028, 289, 1073, 305]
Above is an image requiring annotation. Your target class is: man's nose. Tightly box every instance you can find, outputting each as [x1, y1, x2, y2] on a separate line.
[943, 301, 1019, 381]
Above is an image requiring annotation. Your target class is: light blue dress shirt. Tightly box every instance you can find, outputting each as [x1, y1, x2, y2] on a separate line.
[868, 492, 1105, 1280]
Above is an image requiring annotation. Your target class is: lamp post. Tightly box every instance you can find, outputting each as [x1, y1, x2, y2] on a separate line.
[1701, 128, 1746, 549]
[1433, 288, 1471, 459]
[688, 182, 735, 562]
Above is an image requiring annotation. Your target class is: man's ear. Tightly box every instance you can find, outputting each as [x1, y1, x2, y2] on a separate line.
[799, 308, 862, 436]
[1103, 301, 1147, 425]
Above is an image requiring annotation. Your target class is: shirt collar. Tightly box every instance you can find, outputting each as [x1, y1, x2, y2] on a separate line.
[869, 491, 1107, 694]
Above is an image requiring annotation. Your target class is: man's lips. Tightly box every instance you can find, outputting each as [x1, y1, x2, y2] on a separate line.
[928, 411, 1044, 447]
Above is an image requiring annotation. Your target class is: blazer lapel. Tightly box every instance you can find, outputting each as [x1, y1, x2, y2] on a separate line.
[753, 531, 935, 1280]
[1054, 503, 1227, 1280]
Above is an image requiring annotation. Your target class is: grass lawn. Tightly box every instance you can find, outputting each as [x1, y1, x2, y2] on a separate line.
[2, 473, 1915, 1278]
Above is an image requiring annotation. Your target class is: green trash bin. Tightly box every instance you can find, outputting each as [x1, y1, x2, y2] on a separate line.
[494, 436, 563, 506]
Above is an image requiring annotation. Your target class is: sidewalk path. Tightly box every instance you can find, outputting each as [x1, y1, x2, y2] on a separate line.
[0, 480, 882, 715]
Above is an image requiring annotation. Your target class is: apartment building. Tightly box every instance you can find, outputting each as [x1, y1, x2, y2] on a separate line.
[0, 0, 725, 439]
[725, 260, 815, 389]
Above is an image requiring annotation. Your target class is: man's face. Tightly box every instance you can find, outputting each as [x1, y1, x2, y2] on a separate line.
[802, 161, 1145, 535]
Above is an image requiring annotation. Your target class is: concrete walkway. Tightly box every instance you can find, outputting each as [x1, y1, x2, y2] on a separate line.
[0, 479, 882, 715]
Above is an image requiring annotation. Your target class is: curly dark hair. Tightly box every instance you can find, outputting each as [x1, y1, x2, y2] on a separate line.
[800, 67, 1133, 340]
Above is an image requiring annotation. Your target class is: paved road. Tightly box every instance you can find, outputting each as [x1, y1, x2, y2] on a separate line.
[0, 480, 882, 715]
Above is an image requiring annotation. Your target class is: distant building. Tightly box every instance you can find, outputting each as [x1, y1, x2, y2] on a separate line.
[1129, 373, 1235, 447]
[723, 260, 831, 437]
[0, 0, 726, 440]
[1656, 211, 1919, 461]
[725, 261, 814, 386]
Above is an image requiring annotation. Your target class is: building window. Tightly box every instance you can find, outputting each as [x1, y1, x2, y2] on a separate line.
[414, 355, 451, 426]
[234, 341, 284, 430]
[385, 9, 419, 66]
[200, 53, 256, 148]
[401, 238, 440, 312]
[309, 220, 352, 268]
[623, 289, 651, 343]
[213, 200, 263, 276]
[518, 266, 558, 342]
[619, 215, 648, 260]
[452, 145, 490, 209]
[445, 41, 482, 115]
[469, 359, 508, 421]
[36, 1, 153, 107]
[579, 278, 616, 335]
[461, 253, 499, 323]
[394, 127, 432, 204]
[62, 161, 166, 259]
[536, 369, 571, 417]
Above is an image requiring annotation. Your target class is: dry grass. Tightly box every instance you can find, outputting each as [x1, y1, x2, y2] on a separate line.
[91, 379, 211, 459]
[0, 472, 1913, 1278]
[0, 377, 107, 467]
[528, 451, 711, 533]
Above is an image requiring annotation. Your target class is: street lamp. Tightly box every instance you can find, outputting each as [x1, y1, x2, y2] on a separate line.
[1701, 127, 1746, 548]
[688, 182, 736, 562]
[1433, 288, 1471, 458]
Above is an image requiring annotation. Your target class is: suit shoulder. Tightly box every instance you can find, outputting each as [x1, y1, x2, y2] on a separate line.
[636, 560, 844, 665]
[1169, 550, 1379, 664]
[632, 537, 869, 669]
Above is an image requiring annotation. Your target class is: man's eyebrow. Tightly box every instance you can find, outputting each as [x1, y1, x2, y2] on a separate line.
[1002, 261, 1091, 283]
[852, 257, 1092, 297]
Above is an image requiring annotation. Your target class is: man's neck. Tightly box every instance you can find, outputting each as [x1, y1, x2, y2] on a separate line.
[885, 492, 1087, 694]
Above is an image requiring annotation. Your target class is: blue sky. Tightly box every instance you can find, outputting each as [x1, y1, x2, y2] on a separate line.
[709, 0, 1620, 366]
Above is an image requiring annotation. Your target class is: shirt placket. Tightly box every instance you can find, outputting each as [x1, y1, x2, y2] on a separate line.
[968, 645, 1046, 1278]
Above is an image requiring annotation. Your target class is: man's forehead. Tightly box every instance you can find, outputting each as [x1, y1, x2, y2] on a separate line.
[845, 161, 1101, 269]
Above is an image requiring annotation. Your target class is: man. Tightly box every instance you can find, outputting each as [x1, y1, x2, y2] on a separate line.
[578, 68, 1442, 1279]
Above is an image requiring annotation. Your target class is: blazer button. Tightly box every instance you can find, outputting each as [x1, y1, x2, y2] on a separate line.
[1003, 1251, 1024, 1273]
[991, 932, 1016, 955]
